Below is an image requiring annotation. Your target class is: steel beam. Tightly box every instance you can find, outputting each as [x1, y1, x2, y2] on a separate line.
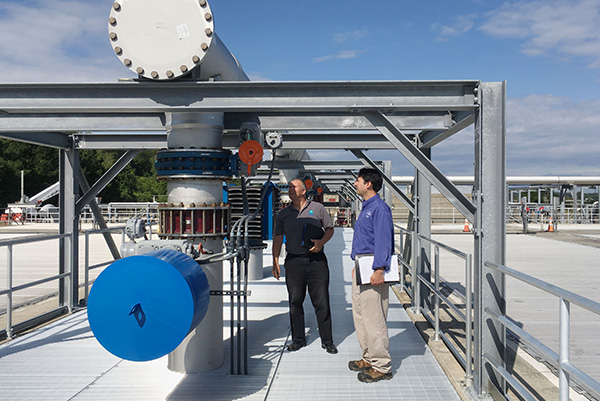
[0, 113, 166, 132]
[76, 150, 141, 214]
[362, 110, 476, 222]
[0, 81, 479, 114]
[351, 150, 415, 213]
[0, 131, 70, 149]
[420, 111, 475, 149]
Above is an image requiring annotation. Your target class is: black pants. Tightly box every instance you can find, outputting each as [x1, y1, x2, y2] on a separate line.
[284, 252, 333, 345]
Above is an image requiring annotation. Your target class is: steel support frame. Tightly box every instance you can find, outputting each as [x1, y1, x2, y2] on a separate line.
[472, 82, 507, 398]
[0, 80, 507, 395]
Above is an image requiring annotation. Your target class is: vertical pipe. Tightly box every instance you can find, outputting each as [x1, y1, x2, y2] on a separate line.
[411, 217, 418, 312]
[230, 257, 235, 375]
[20, 170, 25, 203]
[559, 298, 570, 401]
[85, 231, 90, 303]
[167, 112, 225, 373]
[573, 185, 578, 223]
[7, 244, 13, 339]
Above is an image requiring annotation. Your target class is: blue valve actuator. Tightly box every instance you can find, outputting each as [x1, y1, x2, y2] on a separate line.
[87, 249, 210, 361]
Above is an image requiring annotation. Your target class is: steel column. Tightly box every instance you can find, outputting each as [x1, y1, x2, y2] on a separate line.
[416, 149, 432, 311]
[472, 82, 506, 398]
[59, 146, 80, 309]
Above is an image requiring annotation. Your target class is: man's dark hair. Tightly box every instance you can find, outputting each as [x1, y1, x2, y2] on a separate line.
[358, 168, 383, 192]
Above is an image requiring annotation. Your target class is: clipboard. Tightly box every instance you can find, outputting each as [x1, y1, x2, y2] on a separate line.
[302, 223, 325, 249]
[356, 254, 400, 284]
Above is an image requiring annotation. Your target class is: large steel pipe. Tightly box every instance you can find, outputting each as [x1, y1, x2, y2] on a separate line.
[87, 249, 210, 361]
[108, 0, 248, 81]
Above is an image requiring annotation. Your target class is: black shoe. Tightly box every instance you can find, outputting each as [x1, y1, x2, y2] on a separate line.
[322, 343, 338, 354]
[286, 341, 306, 351]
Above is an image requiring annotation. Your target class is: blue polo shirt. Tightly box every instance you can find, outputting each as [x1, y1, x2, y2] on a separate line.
[351, 194, 394, 271]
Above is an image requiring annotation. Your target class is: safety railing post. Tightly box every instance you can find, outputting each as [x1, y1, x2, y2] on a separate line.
[465, 253, 474, 387]
[84, 231, 90, 304]
[413, 236, 421, 314]
[559, 297, 570, 401]
[6, 244, 13, 339]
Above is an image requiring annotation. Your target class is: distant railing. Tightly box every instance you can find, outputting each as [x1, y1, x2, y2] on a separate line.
[8, 202, 160, 225]
[0, 227, 127, 340]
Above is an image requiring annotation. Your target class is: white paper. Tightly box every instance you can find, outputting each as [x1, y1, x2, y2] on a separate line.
[357, 254, 400, 284]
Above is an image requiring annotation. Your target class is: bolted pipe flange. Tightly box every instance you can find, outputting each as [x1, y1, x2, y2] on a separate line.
[108, 0, 215, 80]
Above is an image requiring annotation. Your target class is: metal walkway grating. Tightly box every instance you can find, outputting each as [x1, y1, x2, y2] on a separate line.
[0, 228, 459, 401]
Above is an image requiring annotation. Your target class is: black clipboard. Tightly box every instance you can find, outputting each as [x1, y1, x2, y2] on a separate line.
[302, 224, 325, 249]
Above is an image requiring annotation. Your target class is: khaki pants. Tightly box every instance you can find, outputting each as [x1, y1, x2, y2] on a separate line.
[352, 264, 391, 373]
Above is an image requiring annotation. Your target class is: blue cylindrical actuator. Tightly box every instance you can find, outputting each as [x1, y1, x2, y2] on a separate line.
[87, 249, 210, 361]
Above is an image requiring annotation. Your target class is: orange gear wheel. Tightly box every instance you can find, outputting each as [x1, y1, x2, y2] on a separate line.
[238, 140, 264, 175]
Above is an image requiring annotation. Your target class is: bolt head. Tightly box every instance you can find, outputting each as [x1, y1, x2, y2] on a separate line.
[199, 0, 207, 6]
[201, 42, 208, 51]
[205, 28, 213, 36]
[166, 70, 174, 78]
[204, 13, 212, 21]
[192, 55, 200, 63]
[114, 46, 122, 55]
[124, 58, 132, 66]
[136, 67, 144, 74]
[151, 71, 159, 78]
[109, 16, 117, 25]
[109, 32, 118, 41]
[180, 65, 188, 72]
[112, 2, 121, 11]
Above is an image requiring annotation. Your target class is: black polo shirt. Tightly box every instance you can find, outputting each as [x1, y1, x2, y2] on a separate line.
[274, 200, 334, 255]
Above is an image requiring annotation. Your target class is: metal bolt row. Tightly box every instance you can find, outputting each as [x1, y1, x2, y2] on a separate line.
[111, 52, 205, 78]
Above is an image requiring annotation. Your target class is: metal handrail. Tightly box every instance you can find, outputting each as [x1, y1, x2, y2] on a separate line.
[393, 223, 473, 386]
[0, 225, 136, 339]
[1, 233, 71, 339]
[485, 261, 600, 401]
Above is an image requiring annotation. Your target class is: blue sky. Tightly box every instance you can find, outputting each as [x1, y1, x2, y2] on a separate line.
[1, 0, 599, 176]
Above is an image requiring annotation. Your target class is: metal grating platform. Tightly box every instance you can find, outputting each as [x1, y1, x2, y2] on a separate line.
[0, 228, 459, 401]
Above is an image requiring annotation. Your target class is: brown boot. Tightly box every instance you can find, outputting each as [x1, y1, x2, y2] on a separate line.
[348, 359, 371, 372]
[357, 368, 393, 383]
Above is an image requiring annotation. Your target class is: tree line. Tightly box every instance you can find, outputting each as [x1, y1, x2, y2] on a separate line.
[0, 139, 166, 208]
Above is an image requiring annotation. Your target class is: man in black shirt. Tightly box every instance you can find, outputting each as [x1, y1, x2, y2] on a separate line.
[272, 179, 337, 354]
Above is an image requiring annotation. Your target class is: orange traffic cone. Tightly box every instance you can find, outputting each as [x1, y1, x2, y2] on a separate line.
[463, 218, 470, 232]
[547, 217, 554, 232]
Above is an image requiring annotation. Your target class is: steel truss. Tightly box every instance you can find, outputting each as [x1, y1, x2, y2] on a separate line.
[0, 79, 506, 398]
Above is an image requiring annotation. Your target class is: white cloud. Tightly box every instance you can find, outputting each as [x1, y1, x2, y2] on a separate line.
[480, 0, 600, 68]
[333, 29, 368, 44]
[312, 50, 365, 63]
[0, 1, 134, 82]
[505, 95, 600, 174]
[432, 13, 477, 41]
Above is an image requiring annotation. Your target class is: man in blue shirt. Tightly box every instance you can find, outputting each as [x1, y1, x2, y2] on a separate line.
[349, 168, 394, 383]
